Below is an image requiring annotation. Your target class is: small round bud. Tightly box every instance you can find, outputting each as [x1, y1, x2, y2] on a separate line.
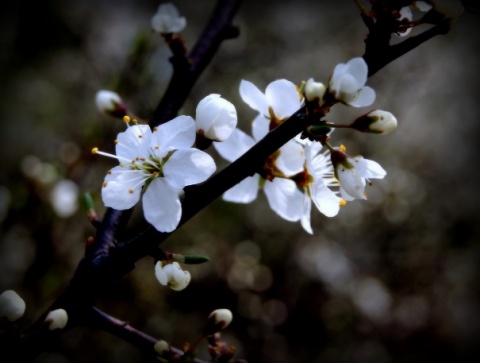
[151, 3, 186, 34]
[350, 110, 397, 134]
[154, 340, 170, 355]
[45, 309, 68, 330]
[0, 290, 26, 322]
[95, 90, 127, 118]
[304, 78, 326, 104]
[203, 309, 233, 336]
[195, 94, 238, 142]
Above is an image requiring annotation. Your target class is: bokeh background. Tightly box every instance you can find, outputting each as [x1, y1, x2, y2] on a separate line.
[1, 1, 480, 362]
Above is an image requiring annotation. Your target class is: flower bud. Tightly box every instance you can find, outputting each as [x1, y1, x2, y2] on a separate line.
[0, 290, 26, 322]
[203, 309, 233, 336]
[95, 90, 127, 118]
[45, 309, 68, 330]
[154, 340, 170, 355]
[151, 3, 186, 34]
[350, 110, 397, 134]
[304, 78, 326, 104]
[196, 94, 238, 142]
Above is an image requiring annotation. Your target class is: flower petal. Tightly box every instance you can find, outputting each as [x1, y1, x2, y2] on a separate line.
[153, 115, 196, 157]
[349, 86, 376, 107]
[265, 79, 301, 120]
[116, 125, 152, 160]
[311, 181, 340, 217]
[142, 178, 182, 232]
[346, 57, 368, 87]
[353, 157, 386, 179]
[164, 148, 216, 189]
[213, 128, 255, 162]
[276, 140, 305, 176]
[251, 114, 270, 141]
[264, 178, 303, 221]
[155, 261, 168, 285]
[300, 194, 313, 235]
[337, 168, 366, 200]
[239, 79, 269, 116]
[223, 175, 260, 203]
[102, 166, 145, 210]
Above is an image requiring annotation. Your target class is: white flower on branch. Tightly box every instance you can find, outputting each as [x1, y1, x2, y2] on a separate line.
[331, 147, 386, 201]
[239, 79, 302, 140]
[155, 261, 191, 291]
[0, 290, 26, 322]
[350, 109, 398, 134]
[297, 142, 341, 234]
[151, 3, 186, 34]
[195, 94, 238, 141]
[214, 128, 305, 223]
[328, 57, 375, 107]
[93, 116, 216, 233]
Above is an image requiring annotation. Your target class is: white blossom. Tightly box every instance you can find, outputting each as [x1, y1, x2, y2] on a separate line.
[155, 261, 191, 291]
[195, 94, 238, 141]
[328, 57, 375, 107]
[331, 149, 386, 201]
[45, 309, 68, 330]
[151, 3, 186, 34]
[0, 290, 26, 322]
[299, 142, 341, 234]
[203, 309, 233, 335]
[239, 79, 302, 140]
[93, 116, 216, 233]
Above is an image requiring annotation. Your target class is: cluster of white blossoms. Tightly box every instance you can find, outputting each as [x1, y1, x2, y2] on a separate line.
[213, 57, 392, 233]
[94, 57, 394, 237]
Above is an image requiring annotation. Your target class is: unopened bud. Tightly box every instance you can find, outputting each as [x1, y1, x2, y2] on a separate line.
[0, 290, 26, 322]
[196, 94, 238, 142]
[154, 340, 170, 355]
[304, 78, 326, 104]
[203, 309, 233, 336]
[350, 110, 397, 134]
[45, 309, 68, 330]
[95, 90, 128, 118]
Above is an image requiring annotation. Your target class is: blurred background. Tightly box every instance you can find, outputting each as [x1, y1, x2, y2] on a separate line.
[1, 0, 480, 362]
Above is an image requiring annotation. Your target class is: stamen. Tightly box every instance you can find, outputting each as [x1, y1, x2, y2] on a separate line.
[339, 144, 346, 152]
[340, 199, 347, 207]
[123, 115, 131, 123]
[102, 182, 108, 187]
[91, 147, 99, 154]
[128, 189, 134, 194]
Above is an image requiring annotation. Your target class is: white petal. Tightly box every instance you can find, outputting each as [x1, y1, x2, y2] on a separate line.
[163, 149, 216, 189]
[116, 125, 152, 160]
[264, 178, 303, 221]
[154, 261, 168, 285]
[153, 116, 196, 157]
[196, 94, 237, 142]
[276, 140, 305, 176]
[349, 86, 376, 107]
[239, 79, 269, 116]
[311, 181, 340, 217]
[337, 168, 366, 200]
[223, 175, 260, 203]
[251, 114, 270, 141]
[300, 194, 313, 235]
[346, 57, 368, 87]
[213, 128, 255, 162]
[265, 79, 301, 120]
[142, 178, 182, 232]
[45, 309, 68, 330]
[102, 166, 145, 210]
[353, 157, 386, 179]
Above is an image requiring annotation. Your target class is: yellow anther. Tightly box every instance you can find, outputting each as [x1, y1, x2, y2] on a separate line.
[102, 182, 108, 187]
[339, 144, 346, 153]
[153, 127, 158, 131]
[123, 115, 131, 123]
[91, 147, 99, 154]
[132, 119, 138, 124]
[128, 189, 134, 194]
[114, 139, 119, 144]
[107, 170, 112, 174]
[339, 199, 347, 207]
[155, 145, 159, 149]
